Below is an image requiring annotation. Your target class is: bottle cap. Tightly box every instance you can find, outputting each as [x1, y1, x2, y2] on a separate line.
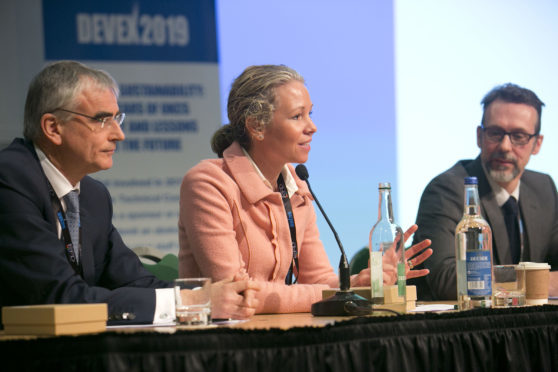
[378, 182, 391, 189]
[464, 177, 478, 185]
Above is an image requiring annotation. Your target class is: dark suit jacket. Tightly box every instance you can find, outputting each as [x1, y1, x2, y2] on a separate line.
[0, 139, 172, 324]
[411, 156, 558, 300]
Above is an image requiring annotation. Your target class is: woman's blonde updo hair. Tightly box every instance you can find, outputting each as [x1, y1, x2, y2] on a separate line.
[211, 65, 304, 157]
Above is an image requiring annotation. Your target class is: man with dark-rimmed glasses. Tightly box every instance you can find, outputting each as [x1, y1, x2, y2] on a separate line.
[0, 60, 259, 325]
[410, 83, 558, 301]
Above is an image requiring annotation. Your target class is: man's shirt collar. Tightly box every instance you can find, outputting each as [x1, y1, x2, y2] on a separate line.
[35, 145, 80, 199]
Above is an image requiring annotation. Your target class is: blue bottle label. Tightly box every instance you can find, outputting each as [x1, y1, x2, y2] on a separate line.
[465, 250, 492, 296]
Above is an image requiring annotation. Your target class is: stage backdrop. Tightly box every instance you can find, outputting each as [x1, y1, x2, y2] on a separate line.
[217, 0, 558, 268]
[43, 0, 219, 253]
[2, 0, 557, 271]
[1, 0, 397, 266]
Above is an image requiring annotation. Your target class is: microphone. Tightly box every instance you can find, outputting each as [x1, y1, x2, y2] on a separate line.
[295, 164, 371, 316]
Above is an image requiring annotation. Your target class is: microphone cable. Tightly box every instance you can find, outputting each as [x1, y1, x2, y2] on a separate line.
[344, 301, 402, 316]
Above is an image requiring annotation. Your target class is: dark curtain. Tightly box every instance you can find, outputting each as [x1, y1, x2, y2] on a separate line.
[2, 305, 558, 372]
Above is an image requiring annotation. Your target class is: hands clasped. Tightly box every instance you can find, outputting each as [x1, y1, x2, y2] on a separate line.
[210, 274, 261, 320]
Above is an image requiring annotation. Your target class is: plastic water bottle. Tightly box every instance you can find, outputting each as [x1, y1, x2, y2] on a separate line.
[455, 177, 493, 310]
[369, 182, 406, 304]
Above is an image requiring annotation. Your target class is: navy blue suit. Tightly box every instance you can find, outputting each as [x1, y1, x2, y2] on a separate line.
[0, 138, 172, 324]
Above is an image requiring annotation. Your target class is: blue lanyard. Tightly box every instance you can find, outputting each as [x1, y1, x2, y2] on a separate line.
[277, 174, 299, 285]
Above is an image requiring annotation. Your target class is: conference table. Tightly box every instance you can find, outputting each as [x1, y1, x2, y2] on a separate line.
[1, 303, 558, 372]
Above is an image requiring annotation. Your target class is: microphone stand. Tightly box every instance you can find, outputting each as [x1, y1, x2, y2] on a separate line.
[295, 165, 371, 316]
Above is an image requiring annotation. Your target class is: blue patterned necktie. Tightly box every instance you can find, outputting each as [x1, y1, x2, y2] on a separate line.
[502, 196, 520, 264]
[63, 190, 80, 263]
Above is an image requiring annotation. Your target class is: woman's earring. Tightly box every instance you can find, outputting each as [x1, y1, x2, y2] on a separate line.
[257, 134, 264, 141]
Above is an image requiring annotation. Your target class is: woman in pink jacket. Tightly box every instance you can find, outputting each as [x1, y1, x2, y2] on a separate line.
[178, 65, 432, 314]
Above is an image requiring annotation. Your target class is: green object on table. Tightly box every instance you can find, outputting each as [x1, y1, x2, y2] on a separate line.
[349, 247, 369, 275]
[142, 253, 179, 281]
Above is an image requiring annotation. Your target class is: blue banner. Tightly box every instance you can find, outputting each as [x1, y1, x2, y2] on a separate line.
[42, 0, 217, 62]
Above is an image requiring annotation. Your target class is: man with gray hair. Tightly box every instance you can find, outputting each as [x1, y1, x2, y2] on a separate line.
[411, 83, 558, 300]
[0, 61, 259, 324]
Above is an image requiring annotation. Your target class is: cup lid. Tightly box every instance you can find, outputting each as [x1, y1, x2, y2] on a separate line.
[518, 262, 551, 270]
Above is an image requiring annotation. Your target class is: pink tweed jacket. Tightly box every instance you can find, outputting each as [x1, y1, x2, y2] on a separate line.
[178, 142, 339, 313]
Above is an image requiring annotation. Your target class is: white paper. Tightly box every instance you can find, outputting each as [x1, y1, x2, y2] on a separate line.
[411, 304, 457, 312]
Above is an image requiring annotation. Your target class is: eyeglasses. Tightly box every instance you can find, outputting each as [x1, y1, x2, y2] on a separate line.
[54, 108, 125, 130]
[481, 125, 538, 146]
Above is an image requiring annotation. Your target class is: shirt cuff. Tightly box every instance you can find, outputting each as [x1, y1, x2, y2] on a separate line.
[153, 288, 175, 324]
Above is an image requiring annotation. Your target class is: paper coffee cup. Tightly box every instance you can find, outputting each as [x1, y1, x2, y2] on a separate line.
[518, 262, 551, 305]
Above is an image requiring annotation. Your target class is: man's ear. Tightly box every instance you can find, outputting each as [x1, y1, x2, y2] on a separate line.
[531, 134, 543, 155]
[476, 125, 483, 149]
[41, 113, 63, 145]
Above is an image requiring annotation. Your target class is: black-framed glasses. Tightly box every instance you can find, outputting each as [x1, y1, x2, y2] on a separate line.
[481, 125, 538, 146]
[54, 108, 125, 130]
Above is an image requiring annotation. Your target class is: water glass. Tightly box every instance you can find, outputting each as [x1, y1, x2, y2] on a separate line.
[174, 278, 211, 326]
[493, 265, 526, 307]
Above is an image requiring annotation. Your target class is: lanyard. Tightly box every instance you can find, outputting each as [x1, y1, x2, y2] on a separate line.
[277, 173, 299, 285]
[48, 184, 83, 275]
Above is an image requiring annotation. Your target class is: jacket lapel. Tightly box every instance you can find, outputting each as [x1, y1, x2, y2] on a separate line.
[78, 202, 95, 284]
[519, 180, 542, 261]
[287, 164, 313, 208]
[223, 143, 275, 204]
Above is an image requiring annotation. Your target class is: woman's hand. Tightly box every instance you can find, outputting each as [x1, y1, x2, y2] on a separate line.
[351, 224, 432, 286]
[351, 267, 370, 287]
[210, 275, 261, 320]
[383, 224, 432, 284]
[402, 225, 432, 280]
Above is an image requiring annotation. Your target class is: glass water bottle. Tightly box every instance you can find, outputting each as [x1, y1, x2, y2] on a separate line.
[455, 176, 493, 310]
[369, 182, 406, 304]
